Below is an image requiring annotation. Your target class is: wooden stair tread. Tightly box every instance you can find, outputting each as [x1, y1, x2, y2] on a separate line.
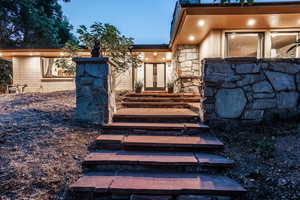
[96, 134, 223, 150]
[115, 108, 198, 117]
[124, 135, 223, 148]
[70, 172, 246, 195]
[103, 122, 208, 129]
[83, 151, 234, 167]
[123, 97, 200, 102]
[84, 151, 198, 165]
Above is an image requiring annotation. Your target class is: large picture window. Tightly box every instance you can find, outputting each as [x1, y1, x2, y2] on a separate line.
[41, 58, 75, 78]
[271, 32, 299, 58]
[225, 32, 264, 58]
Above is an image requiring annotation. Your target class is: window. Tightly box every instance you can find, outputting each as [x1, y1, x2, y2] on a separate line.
[225, 32, 264, 58]
[271, 32, 299, 58]
[41, 58, 75, 78]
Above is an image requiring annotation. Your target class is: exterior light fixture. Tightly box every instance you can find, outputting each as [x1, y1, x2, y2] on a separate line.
[197, 20, 205, 27]
[188, 35, 195, 41]
[60, 52, 65, 56]
[153, 52, 158, 56]
[162, 58, 166, 61]
[29, 53, 33, 56]
[0, 53, 2, 57]
[247, 19, 256, 26]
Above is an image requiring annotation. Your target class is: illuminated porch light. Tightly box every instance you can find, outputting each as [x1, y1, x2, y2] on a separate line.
[197, 20, 205, 27]
[188, 35, 195, 41]
[60, 52, 65, 56]
[247, 19, 256, 26]
[0, 53, 2, 57]
[153, 52, 158, 56]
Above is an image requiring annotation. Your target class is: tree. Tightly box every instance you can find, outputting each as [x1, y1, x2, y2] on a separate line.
[75, 22, 142, 73]
[0, 0, 75, 48]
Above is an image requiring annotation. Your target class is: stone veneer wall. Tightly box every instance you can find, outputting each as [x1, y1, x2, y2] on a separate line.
[200, 58, 300, 125]
[174, 45, 200, 93]
[74, 58, 115, 125]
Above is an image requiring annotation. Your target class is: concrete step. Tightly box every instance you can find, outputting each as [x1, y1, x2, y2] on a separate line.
[70, 172, 246, 197]
[126, 92, 201, 98]
[96, 134, 223, 151]
[113, 113, 199, 123]
[123, 97, 200, 103]
[121, 102, 189, 108]
[83, 150, 234, 171]
[102, 122, 209, 135]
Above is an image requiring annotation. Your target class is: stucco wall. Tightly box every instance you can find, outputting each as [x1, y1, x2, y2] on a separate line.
[12, 57, 75, 93]
[200, 58, 300, 125]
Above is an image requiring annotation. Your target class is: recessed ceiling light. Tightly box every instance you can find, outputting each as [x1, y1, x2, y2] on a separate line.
[60, 52, 65, 56]
[188, 35, 195, 41]
[162, 58, 166, 61]
[197, 20, 205, 27]
[0, 53, 2, 56]
[153, 52, 158, 56]
[29, 53, 33, 56]
[247, 19, 256, 26]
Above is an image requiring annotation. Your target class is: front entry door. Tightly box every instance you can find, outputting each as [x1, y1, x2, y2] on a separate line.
[144, 63, 166, 91]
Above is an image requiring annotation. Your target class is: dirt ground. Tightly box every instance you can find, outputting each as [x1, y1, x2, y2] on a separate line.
[0, 91, 99, 200]
[0, 91, 299, 200]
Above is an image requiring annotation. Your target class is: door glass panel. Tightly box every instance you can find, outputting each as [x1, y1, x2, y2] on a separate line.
[157, 64, 165, 88]
[271, 33, 298, 58]
[226, 33, 263, 58]
[145, 64, 153, 88]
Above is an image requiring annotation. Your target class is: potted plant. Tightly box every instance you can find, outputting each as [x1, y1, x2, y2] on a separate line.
[167, 81, 174, 93]
[134, 81, 143, 93]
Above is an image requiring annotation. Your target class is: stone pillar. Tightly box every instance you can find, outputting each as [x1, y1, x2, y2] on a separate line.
[74, 57, 112, 125]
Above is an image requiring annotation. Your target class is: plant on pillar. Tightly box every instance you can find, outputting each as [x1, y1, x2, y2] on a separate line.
[74, 22, 142, 73]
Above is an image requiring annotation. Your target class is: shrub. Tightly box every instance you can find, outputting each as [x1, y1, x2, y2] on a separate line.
[0, 59, 12, 93]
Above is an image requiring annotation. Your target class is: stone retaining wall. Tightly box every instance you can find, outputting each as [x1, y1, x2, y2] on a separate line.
[74, 58, 115, 125]
[200, 58, 300, 125]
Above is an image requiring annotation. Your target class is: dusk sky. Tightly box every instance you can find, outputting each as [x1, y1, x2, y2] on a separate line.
[61, 0, 296, 45]
[61, 0, 178, 44]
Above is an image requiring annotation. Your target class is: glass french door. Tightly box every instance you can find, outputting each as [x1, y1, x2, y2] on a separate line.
[144, 63, 166, 91]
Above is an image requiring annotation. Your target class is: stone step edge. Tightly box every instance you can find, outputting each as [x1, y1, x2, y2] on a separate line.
[102, 123, 209, 130]
[82, 151, 234, 168]
[70, 172, 246, 196]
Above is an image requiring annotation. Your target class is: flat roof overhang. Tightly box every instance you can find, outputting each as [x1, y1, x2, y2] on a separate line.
[132, 44, 171, 52]
[0, 48, 90, 58]
[171, 2, 300, 48]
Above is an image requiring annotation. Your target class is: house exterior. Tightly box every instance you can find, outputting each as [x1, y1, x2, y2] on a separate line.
[2, 1, 300, 93]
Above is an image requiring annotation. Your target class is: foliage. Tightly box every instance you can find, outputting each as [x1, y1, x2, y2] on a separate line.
[76, 22, 142, 73]
[167, 81, 174, 90]
[255, 137, 275, 158]
[0, 0, 75, 48]
[55, 58, 76, 74]
[0, 59, 12, 93]
[134, 81, 143, 92]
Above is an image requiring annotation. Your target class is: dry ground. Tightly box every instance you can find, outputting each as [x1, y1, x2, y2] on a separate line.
[0, 91, 299, 200]
[0, 91, 99, 200]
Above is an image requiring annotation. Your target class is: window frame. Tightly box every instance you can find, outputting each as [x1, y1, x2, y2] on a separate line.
[224, 32, 265, 58]
[41, 57, 75, 78]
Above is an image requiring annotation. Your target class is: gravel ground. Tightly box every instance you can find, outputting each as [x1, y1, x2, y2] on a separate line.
[0, 91, 99, 200]
[0, 91, 299, 200]
[215, 122, 300, 200]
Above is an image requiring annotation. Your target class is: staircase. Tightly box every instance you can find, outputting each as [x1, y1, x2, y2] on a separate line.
[70, 92, 246, 200]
